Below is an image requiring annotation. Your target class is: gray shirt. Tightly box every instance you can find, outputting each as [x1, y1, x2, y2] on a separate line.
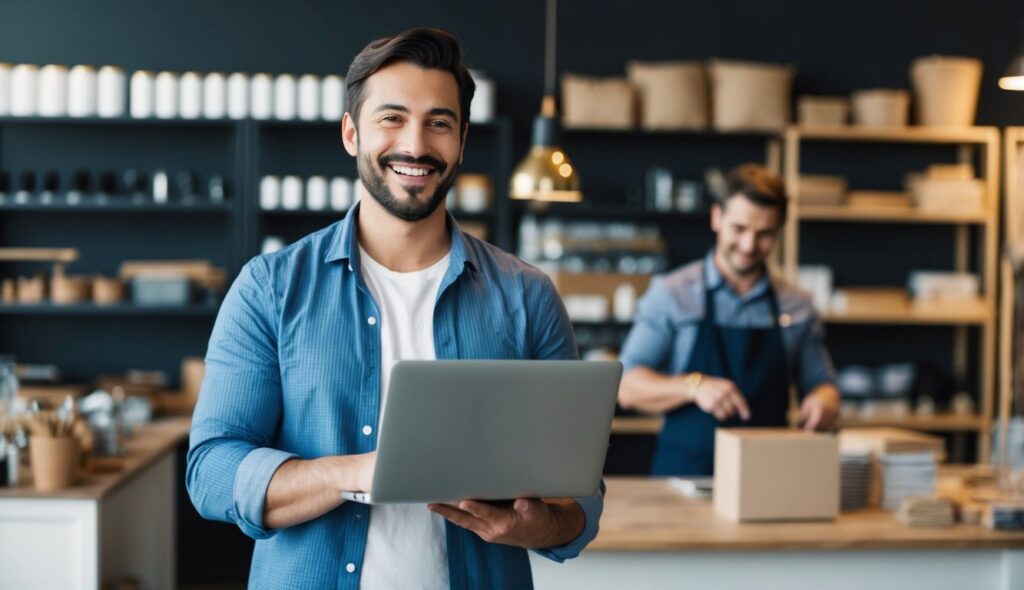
[619, 250, 836, 397]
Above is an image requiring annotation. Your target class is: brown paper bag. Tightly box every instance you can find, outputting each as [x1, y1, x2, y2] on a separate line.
[911, 55, 982, 127]
[626, 60, 708, 130]
[561, 74, 635, 129]
[709, 59, 794, 131]
[852, 89, 909, 127]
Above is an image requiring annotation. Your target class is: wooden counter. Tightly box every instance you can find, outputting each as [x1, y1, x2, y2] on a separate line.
[590, 477, 1024, 551]
[0, 416, 191, 500]
[531, 476, 1024, 590]
[0, 416, 190, 590]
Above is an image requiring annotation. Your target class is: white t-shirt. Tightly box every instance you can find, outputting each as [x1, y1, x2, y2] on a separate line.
[358, 246, 451, 590]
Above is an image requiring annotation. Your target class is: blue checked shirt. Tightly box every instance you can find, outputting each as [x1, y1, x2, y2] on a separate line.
[187, 204, 603, 590]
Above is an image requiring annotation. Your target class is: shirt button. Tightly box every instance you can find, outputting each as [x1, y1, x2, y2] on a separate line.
[346, 563, 356, 573]
[362, 425, 373, 436]
[367, 316, 377, 326]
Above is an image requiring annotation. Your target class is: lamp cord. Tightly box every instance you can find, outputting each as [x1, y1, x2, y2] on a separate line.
[544, 0, 557, 97]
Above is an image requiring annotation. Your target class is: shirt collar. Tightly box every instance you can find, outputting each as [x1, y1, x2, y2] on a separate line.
[703, 248, 771, 301]
[323, 201, 478, 275]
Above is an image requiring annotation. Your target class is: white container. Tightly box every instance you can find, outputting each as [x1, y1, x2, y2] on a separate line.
[273, 74, 296, 120]
[178, 71, 202, 119]
[202, 72, 226, 118]
[37, 65, 69, 117]
[469, 70, 495, 123]
[0, 63, 11, 115]
[154, 72, 178, 119]
[281, 175, 303, 210]
[259, 175, 280, 210]
[321, 75, 344, 120]
[306, 175, 328, 210]
[330, 176, 352, 210]
[226, 73, 249, 119]
[96, 66, 126, 117]
[298, 74, 319, 121]
[250, 73, 273, 120]
[67, 65, 98, 117]
[261, 235, 286, 255]
[612, 283, 637, 322]
[10, 64, 39, 116]
[130, 70, 155, 118]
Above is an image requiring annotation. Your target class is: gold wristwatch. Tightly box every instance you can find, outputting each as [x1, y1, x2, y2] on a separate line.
[685, 371, 703, 402]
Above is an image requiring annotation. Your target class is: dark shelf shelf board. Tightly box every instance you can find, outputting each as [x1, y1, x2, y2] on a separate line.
[0, 303, 221, 316]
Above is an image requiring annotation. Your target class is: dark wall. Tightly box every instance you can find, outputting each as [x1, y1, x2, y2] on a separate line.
[3, 0, 1024, 136]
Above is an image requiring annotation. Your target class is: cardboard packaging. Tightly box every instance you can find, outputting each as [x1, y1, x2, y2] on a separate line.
[713, 428, 840, 522]
[709, 59, 793, 131]
[560, 73, 636, 129]
[798, 96, 849, 128]
[852, 89, 909, 127]
[626, 60, 709, 130]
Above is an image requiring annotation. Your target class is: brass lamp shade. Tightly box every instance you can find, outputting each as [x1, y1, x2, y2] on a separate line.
[510, 144, 582, 202]
[1000, 51, 1024, 90]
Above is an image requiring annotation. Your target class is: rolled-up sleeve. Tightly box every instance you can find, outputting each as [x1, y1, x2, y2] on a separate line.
[795, 310, 837, 398]
[186, 257, 296, 540]
[527, 273, 604, 561]
[618, 277, 676, 373]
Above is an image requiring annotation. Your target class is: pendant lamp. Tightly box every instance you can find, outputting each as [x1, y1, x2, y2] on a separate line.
[509, 0, 582, 202]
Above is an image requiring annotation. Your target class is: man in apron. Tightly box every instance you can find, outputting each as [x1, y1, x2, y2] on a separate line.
[617, 164, 840, 476]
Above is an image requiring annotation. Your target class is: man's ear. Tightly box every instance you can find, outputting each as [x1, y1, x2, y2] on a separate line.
[341, 112, 358, 157]
[711, 202, 722, 233]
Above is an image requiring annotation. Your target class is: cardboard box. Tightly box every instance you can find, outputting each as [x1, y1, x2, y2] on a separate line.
[713, 428, 839, 522]
[560, 74, 636, 129]
[548, 271, 652, 303]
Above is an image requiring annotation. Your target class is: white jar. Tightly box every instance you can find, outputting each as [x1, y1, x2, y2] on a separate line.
[306, 175, 327, 210]
[130, 70, 155, 118]
[0, 63, 11, 115]
[469, 70, 495, 123]
[273, 74, 296, 120]
[297, 74, 319, 121]
[281, 175, 303, 210]
[226, 73, 249, 119]
[250, 73, 273, 120]
[67, 65, 97, 117]
[96, 66, 126, 117]
[153, 71, 178, 119]
[37, 64, 69, 117]
[259, 175, 280, 210]
[261, 235, 286, 255]
[10, 64, 39, 116]
[321, 75, 344, 120]
[202, 72, 226, 118]
[178, 71, 202, 119]
[330, 176, 352, 210]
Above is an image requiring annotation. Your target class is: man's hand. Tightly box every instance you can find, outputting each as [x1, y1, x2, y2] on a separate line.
[427, 498, 583, 549]
[692, 376, 751, 422]
[799, 386, 840, 431]
[344, 451, 377, 493]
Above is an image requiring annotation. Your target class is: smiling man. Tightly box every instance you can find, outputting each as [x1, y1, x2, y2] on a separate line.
[617, 164, 841, 476]
[186, 28, 601, 589]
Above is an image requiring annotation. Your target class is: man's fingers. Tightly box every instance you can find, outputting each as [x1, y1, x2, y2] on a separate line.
[803, 404, 822, 431]
[731, 393, 751, 421]
[427, 504, 489, 533]
[458, 500, 508, 522]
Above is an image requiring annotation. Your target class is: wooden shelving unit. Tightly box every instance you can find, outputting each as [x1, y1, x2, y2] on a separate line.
[999, 128, 1024, 466]
[610, 413, 986, 435]
[783, 125, 1001, 461]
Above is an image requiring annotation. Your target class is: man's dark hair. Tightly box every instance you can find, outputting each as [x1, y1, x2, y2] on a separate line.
[345, 28, 476, 132]
[717, 163, 789, 224]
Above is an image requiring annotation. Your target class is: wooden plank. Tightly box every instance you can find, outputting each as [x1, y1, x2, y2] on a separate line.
[0, 248, 79, 263]
[798, 204, 988, 224]
[791, 125, 998, 145]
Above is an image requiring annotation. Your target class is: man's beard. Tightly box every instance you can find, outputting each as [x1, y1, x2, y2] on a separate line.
[357, 149, 458, 222]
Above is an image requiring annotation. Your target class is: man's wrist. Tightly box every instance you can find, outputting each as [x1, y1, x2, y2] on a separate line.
[545, 501, 585, 548]
[684, 371, 703, 403]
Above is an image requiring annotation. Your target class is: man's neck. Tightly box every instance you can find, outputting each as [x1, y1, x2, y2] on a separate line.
[712, 249, 764, 297]
[356, 185, 451, 272]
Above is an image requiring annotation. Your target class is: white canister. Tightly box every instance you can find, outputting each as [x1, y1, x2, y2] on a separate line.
[306, 175, 327, 210]
[297, 74, 319, 121]
[130, 70, 155, 118]
[281, 175, 303, 210]
[250, 73, 273, 120]
[10, 64, 39, 116]
[202, 72, 226, 118]
[261, 235, 286, 255]
[330, 176, 352, 210]
[612, 283, 637, 322]
[96, 66, 126, 117]
[0, 63, 11, 115]
[37, 64, 69, 117]
[259, 175, 280, 210]
[178, 71, 202, 119]
[321, 75, 344, 120]
[154, 71, 178, 119]
[469, 70, 495, 123]
[226, 73, 249, 119]
[67, 65, 97, 117]
[273, 74, 296, 120]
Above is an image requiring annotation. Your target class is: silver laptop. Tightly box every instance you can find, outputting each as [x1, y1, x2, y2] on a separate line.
[341, 359, 622, 504]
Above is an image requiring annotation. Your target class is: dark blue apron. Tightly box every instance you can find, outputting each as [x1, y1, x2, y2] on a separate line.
[650, 268, 791, 476]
